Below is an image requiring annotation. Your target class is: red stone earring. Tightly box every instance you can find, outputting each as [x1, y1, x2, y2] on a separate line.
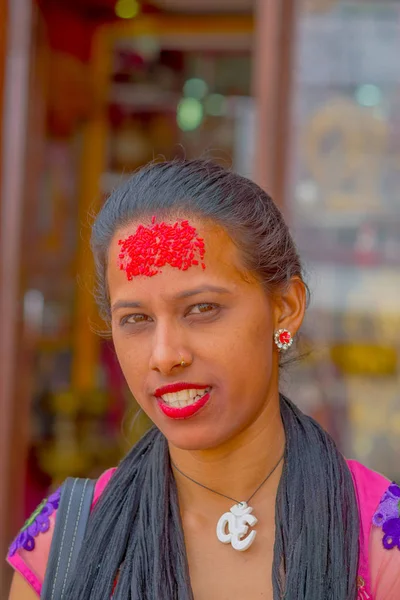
[274, 329, 293, 352]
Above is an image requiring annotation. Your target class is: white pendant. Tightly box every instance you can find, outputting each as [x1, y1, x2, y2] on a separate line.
[216, 502, 258, 551]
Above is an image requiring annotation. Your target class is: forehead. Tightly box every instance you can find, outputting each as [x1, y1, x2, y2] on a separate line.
[107, 217, 254, 300]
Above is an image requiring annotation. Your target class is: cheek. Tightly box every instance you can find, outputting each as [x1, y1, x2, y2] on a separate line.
[112, 332, 147, 389]
[239, 303, 273, 348]
[227, 311, 274, 381]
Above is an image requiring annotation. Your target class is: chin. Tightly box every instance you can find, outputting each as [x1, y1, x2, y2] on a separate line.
[142, 393, 253, 451]
[157, 419, 241, 452]
[165, 431, 225, 451]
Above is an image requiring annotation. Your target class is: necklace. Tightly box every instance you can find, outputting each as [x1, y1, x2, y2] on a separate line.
[171, 453, 284, 552]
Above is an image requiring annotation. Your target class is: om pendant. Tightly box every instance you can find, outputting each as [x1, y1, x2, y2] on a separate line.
[216, 502, 258, 551]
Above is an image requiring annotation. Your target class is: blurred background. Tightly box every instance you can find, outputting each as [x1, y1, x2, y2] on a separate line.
[1, 0, 400, 593]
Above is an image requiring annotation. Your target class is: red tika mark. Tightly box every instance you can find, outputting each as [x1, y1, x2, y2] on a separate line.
[118, 218, 206, 280]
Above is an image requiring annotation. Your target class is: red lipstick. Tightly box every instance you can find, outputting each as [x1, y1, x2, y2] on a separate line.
[153, 382, 212, 420]
[158, 392, 211, 419]
[154, 382, 210, 397]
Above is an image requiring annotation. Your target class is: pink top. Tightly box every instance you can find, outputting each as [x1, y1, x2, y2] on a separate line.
[7, 461, 400, 598]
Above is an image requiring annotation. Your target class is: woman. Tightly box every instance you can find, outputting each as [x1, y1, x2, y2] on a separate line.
[7, 160, 400, 599]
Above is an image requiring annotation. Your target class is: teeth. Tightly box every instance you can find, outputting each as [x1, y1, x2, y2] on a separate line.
[189, 389, 199, 401]
[161, 388, 211, 408]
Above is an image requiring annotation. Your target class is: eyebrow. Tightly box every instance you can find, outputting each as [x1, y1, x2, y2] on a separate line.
[111, 285, 231, 313]
[175, 285, 231, 299]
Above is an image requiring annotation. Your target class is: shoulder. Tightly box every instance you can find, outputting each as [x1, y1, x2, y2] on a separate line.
[347, 459, 390, 492]
[346, 459, 390, 518]
[346, 459, 392, 545]
[6, 468, 116, 597]
[7, 488, 61, 596]
[346, 461, 400, 597]
[369, 481, 400, 598]
[92, 467, 117, 506]
[371, 481, 400, 548]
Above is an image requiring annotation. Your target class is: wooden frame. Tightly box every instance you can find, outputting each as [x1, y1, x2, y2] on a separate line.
[0, 0, 34, 594]
[253, 0, 297, 206]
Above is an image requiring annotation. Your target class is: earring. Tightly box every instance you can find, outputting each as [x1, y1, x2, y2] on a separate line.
[274, 329, 293, 352]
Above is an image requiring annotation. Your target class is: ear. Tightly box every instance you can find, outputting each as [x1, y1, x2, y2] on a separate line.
[273, 277, 307, 336]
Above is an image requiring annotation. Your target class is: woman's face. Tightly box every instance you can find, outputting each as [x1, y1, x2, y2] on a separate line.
[108, 217, 297, 450]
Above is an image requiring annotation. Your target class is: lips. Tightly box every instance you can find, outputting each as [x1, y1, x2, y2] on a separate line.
[158, 391, 211, 419]
[153, 382, 212, 420]
[154, 382, 210, 397]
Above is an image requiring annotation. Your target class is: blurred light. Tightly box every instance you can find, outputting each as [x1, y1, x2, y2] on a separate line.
[355, 84, 382, 107]
[23, 289, 44, 330]
[135, 36, 160, 60]
[204, 94, 227, 116]
[183, 78, 208, 99]
[177, 98, 204, 131]
[296, 180, 318, 206]
[115, 0, 140, 19]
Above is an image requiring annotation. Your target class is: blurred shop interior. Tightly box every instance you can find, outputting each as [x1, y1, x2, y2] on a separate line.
[1, 0, 400, 591]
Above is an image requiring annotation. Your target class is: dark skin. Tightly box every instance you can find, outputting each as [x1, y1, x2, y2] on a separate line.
[9, 217, 306, 600]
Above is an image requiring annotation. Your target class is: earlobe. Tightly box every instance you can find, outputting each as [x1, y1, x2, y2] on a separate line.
[273, 277, 307, 337]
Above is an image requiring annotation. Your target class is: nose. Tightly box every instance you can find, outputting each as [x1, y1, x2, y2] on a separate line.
[149, 321, 192, 375]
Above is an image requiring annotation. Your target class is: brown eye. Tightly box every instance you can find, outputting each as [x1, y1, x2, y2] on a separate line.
[189, 303, 218, 315]
[122, 314, 151, 325]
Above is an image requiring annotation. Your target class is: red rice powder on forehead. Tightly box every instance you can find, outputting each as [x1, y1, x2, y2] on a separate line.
[118, 217, 206, 280]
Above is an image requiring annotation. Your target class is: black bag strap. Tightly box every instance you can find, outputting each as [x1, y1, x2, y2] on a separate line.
[41, 477, 96, 600]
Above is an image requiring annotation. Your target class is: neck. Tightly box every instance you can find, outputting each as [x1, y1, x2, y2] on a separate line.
[169, 393, 285, 516]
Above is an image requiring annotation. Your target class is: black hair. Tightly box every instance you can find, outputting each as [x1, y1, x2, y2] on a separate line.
[65, 159, 358, 599]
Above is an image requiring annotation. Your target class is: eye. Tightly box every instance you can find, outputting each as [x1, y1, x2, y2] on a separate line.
[120, 313, 152, 326]
[187, 303, 219, 316]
